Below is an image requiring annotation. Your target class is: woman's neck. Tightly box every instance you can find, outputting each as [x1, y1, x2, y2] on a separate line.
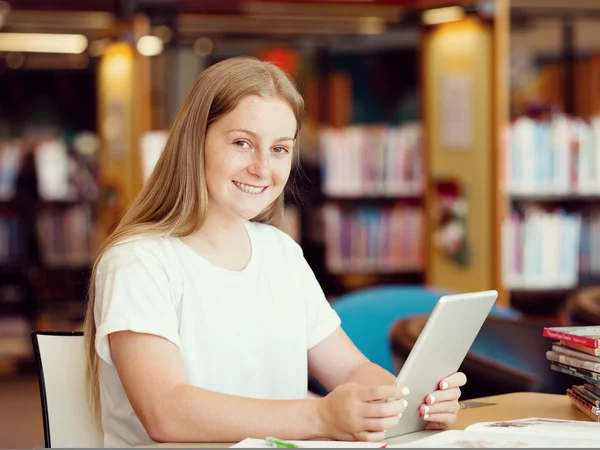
[180, 214, 252, 271]
[196, 213, 248, 250]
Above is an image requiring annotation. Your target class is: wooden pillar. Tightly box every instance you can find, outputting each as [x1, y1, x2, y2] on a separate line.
[422, 13, 504, 299]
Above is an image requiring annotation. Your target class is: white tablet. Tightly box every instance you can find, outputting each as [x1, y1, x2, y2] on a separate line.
[385, 290, 498, 439]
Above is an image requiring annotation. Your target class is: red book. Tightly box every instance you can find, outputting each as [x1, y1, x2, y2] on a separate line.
[543, 327, 600, 349]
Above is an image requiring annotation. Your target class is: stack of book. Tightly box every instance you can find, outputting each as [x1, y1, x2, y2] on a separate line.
[543, 326, 600, 421]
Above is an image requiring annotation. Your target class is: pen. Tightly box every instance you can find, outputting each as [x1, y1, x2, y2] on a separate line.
[265, 436, 300, 448]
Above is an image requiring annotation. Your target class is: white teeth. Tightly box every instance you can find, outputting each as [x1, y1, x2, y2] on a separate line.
[233, 181, 264, 194]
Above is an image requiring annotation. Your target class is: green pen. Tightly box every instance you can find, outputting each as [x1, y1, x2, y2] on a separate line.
[265, 436, 301, 448]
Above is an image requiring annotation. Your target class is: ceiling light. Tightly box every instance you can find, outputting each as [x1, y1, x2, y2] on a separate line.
[0, 33, 88, 53]
[359, 17, 385, 35]
[422, 6, 465, 25]
[193, 37, 213, 57]
[136, 35, 163, 57]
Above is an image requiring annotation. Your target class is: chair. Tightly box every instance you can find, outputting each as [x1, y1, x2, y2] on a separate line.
[31, 331, 104, 448]
[563, 287, 600, 325]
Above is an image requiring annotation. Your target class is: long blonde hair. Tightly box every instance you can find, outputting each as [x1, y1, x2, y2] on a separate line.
[84, 56, 305, 425]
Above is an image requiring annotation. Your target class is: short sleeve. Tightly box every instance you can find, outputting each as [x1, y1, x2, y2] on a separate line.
[298, 252, 341, 350]
[94, 240, 181, 366]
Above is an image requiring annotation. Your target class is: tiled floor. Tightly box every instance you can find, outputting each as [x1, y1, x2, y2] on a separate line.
[0, 377, 45, 448]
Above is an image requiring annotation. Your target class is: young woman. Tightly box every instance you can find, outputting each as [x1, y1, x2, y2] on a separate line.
[84, 56, 466, 447]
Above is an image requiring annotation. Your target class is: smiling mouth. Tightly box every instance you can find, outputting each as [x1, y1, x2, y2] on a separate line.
[232, 180, 268, 195]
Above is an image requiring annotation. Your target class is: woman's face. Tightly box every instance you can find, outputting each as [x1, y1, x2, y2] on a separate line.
[204, 95, 297, 223]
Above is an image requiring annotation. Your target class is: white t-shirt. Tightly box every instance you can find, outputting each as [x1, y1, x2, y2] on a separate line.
[94, 221, 341, 448]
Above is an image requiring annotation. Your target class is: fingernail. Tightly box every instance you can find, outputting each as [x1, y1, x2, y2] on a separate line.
[401, 386, 410, 396]
[424, 413, 429, 420]
[402, 398, 408, 408]
[429, 395, 436, 404]
[441, 382, 449, 390]
[423, 405, 429, 414]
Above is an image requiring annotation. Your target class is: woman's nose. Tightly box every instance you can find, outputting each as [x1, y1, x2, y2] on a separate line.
[249, 152, 270, 178]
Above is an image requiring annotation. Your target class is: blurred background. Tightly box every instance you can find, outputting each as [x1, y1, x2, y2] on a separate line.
[3, 0, 600, 447]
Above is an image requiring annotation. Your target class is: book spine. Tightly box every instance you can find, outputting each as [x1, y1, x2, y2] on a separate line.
[585, 383, 600, 397]
[550, 364, 600, 385]
[555, 362, 600, 381]
[553, 344, 600, 363]
[544, 329, 599, 348]
[573, 385, 600, 408]
[561, 340, 600, 357]
[569, 393, 600, 422]
[547, 350, 600, 373]
[567, 389, 600, 420]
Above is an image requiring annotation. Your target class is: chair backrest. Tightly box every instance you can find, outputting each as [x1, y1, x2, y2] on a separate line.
[31, 331, 104, 448]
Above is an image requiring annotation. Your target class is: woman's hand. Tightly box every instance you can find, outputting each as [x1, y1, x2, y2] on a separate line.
[317, 382, 409, 442]
[420, 372, 467, 430]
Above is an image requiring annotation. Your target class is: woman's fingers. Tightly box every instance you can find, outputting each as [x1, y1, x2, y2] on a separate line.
[423, 412, 457, 426]
[359, 384, 409, 403]
[363, 398, 408, 418]
[355, 431, 387, 442]
[423, 387, 462, 406]
[362, 415, 401, 432]
[439, 372, 467, 390]
[420, 397, 460, 416]
[425, 420, 451, 430]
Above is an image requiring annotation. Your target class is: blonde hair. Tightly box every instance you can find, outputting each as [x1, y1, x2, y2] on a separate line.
[84, 56, 305, 426]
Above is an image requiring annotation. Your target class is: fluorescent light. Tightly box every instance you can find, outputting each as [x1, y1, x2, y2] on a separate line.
[422, 6, 465, 25]
[0, 33, 88, 54]
[137, 35, 163, 57]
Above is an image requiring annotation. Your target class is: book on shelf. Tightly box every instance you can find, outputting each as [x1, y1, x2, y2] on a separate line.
[36, 203, 96, 267]
[322, 204, 423, 274]
[0, 141, 20, 201]
[504, 114, 600, 196]
[319, 123, 424, 198]
[34, 137, 100, 202]
[0, 217, 26, 263]
[396, 417, 600, 447]
[502, 208, 581, 290]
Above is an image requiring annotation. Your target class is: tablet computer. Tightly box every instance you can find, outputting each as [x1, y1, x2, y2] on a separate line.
[385, 290, 498, 439]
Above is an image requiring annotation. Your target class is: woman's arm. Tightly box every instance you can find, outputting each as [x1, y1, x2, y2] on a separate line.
[110, 331, 323, 443]
[307, 327, 466, 430]
[307, 327, 396, 390]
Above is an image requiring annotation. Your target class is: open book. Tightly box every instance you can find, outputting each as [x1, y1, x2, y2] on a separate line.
[232, 438, 386, 448]
[396, 418, 600, 448]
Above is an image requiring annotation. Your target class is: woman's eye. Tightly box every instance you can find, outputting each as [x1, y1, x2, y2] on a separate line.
[234, 140, 250, 149]
[273, 146, 289, 155]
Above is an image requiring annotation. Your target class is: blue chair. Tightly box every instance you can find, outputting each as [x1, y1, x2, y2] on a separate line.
[330, 285, 518, 375]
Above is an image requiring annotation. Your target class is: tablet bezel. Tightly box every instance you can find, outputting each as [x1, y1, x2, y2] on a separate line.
[385, 290, 498, 439]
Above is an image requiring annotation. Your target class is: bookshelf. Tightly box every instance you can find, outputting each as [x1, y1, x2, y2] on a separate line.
[502, 114, 600, 313]
[291, 39, 427, 297]
[0, 65, 100, 376]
